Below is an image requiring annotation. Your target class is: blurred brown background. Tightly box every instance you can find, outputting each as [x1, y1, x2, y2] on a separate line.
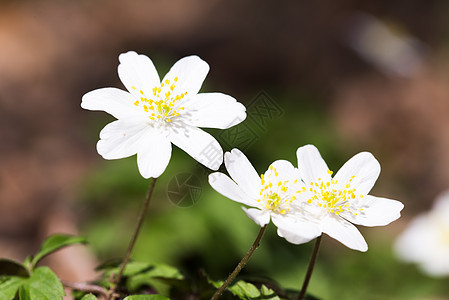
[1, 0, 449, 296]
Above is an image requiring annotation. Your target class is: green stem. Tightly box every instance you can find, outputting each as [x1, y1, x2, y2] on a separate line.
[298, 235, 322, 300]
[108, 177, 158, 300]
[211, 225, 267, 300]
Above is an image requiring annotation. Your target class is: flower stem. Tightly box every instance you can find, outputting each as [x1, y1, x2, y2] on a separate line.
[298, 235, 322, 300]
[108, 177, 158, 300]
[211, 225, 267, 300]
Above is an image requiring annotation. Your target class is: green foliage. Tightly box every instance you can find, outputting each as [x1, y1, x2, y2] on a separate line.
[18, 267, 65, 300]
[0, 277, 27, 300]
[0, 234, 87, 300]
[123, 296, 170, 300]
[30, 234, 88, 268]
[80, 294, 98, 300]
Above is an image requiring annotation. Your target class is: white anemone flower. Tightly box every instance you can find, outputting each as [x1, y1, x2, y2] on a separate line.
[209, 149, 321, 244]
[395, 191, 449, 276]
[82, 51, 246, 178]
[295, 145, 404, 251]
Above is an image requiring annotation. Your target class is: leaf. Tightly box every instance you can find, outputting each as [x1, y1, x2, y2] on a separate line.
[228, 280, 260, 299]
[80, 294, 98, 300]
[126, 263, 184, 294]
[123, 296, 170, 300]
[0, 276, 26, 300]
[31, 234, 88, 267]
[0, 259, 29, 277]
[25, 266, 65, 299]
[260, 284, 281, 300]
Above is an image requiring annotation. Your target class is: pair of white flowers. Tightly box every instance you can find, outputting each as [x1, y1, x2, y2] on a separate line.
[209, 146, 404, 252]
[82, 51, 403, 252]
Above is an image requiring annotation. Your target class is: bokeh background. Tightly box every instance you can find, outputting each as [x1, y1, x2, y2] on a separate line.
[1, 0, 449, 299]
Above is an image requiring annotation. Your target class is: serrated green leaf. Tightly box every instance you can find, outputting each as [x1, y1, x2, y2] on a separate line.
[0, 276, 26, 300]
[0, 259, 29, 277]
[123, 296, 169, 300]
[80, 294, 98, 300]
[31, 234, 88, 267]
[228, 280, 261, 299]
[26, 266, 65, 299]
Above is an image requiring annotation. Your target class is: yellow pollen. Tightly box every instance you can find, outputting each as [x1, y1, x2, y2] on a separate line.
[306, 174, 360, 217]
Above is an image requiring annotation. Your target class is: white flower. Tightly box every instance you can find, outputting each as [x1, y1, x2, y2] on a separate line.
[81, 51, 246, 178]
[208, 149, 321, 244]
[295, 145, 404, 251]
[394, 191, 449, 276]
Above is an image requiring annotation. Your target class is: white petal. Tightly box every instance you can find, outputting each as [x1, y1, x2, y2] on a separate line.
[271, 214, 321, 244]
[170, 123, 222, 170]
[242, 207, 271, 226]
[343, 195, 404, 227]
[118, 51, 160, 98]
[81, 88, 146, 120]
[97, 119, 150, 159]
[334, 152, 380, 195]
[224, 149, 261, 198]
[267, 160, 298, 183]
[208, 172, 256, 207]
[296, 145, 331, 184]
[182, 93, 246, 129]
[162, 55, 209, 97]
[321, 215, 368, 251]
[394, 214, 431, 263]
[136, 132, 172, 179]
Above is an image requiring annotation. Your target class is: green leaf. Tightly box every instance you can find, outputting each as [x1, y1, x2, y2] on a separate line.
[26, 266, 65, 299]
[228, 280, 261, 299]
[80, 294, 98, 300]
[0, 259, 29, 277]
[18, 282, 31, 300]
[126, 263, 184, 293]
[31, 234, 88, 267]
[260, 284, 281, 300]
[0, 276, 26, 300]
[123, 296, 170, 300]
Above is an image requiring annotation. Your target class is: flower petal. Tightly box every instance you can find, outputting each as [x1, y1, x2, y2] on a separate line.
[81, 88, 146, 120]
[296, 145, 331, 184]
[163, 55, 209, 97]
[271, 214, 321, 244]
[208, 172, 256, 206]
[342, 195, 404, 227]
[97, 119, 150, 159]
[267, 159, 299, 183]
[321, 215, 368, 251]
[181, 93, 246, 129]
[333, 152, 380, 195]
[224, 149, 261, 198]
[242, 207, 271, 226]
[136, 132, 172, 179]
[170, 123, 222, 170]
[118, 51, 160, 98]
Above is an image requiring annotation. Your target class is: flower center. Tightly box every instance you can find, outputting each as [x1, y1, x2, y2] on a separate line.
[305, 169, 363, 216]
[256, 165, 296, 215]
[132, 76, 187, 123]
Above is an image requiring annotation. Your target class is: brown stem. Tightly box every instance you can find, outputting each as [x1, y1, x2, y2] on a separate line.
[211, 225, 267, 300]
[63, 280, 108, 298]
[298, 235, 322, 300]
[108, 177, 158, 299]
